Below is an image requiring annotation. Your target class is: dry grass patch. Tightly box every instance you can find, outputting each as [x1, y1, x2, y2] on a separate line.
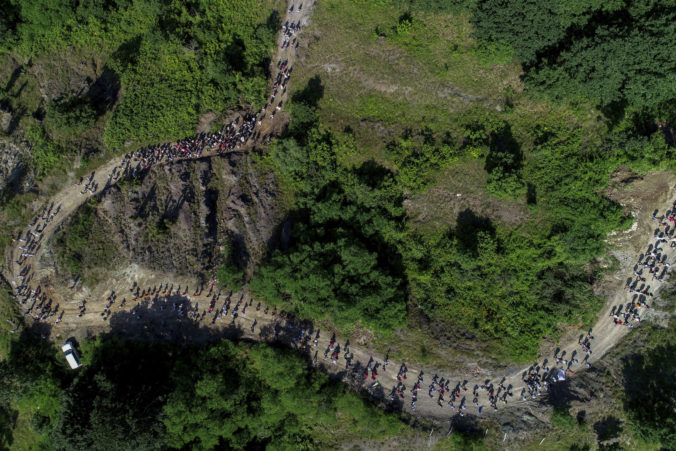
[293, 0, 523, 158]
[405, 159, 530, 235]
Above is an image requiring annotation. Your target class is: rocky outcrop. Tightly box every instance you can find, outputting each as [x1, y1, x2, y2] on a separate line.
[89, 151, 280, 279]
[0, 132, 31, 196]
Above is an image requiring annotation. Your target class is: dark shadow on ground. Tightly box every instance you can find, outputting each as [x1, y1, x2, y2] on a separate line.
[103, 293, 410, 416]
[0, 320, 60, 448]
[594, 416, 622, 443]
[106, 295, 244, 344]
[543, 378, 586, 410]
[454, 208, 496, 256]
[291, 75, 324, 108]
[285, 75, 324, 142]
[484, 122, 522, 176]
[620, 338, 676, 448]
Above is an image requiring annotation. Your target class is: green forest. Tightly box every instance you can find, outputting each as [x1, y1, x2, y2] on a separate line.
[1, 291, 673, 449]
[470, 0, 676, 117]
[252, 52, 674, 360]
[253, 98, 672, 359]
[0, 323, 407, 449]
[0, 0, 675, 448]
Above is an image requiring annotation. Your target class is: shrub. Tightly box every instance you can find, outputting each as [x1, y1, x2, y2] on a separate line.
[216, 258, 245, 292]
[551, 407, 577, 430]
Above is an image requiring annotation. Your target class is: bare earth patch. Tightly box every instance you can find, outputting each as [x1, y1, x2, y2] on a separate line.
[196, 111, 218, 133]
[405, 159, 529, 232]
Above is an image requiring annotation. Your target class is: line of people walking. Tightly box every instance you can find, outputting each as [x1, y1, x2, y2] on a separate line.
[8, 0, 309, 326]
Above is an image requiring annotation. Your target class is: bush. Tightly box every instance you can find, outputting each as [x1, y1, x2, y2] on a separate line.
[25, 123, 69, 180]
[551, 407, 577, 430]
[254, 101, 651, 360]
[622, 323, 676, 448]
[45, 96, 99, 138]
[53, 200, 119, 283]
[216, 258, 245, 292]
[161, 341, 407, 448]
[251, 131, 408, 333]
[6, 0, 278, 155]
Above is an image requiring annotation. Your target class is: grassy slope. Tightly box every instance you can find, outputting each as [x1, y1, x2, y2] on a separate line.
[295, 1, 522, 159]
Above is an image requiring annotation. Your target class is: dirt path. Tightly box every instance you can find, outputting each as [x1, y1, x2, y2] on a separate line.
[3, 0, 675, 423]
[14, 164, 675, 422]
[4, 0, 315, 313]
[42, 171, 675, 422]
[255, 0, 315, 138]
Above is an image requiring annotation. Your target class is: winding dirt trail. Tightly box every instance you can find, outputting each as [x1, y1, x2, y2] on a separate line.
[3, 0, 675, 423]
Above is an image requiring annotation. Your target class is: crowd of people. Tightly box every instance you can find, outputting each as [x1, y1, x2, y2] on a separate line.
[11, 202, 63, 324]
[10, 174, 673, 419]
[10, 193, 673, 420]
[616, 204, 675, 327]
[10, 110, 266, 325]
[214, 210, 671, 417]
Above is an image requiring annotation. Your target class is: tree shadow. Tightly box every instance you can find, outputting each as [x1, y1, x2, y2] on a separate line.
[285, 76, 324, 141]
[1, 67, 23, 100]
[225, 36, 247, 74]
[5, 320, 55, 377]
[82, 66, 120, 116]
[601, 99, 628, 130]
[258, 10, 281, 78]
[52, 334, 186, 449]
[0, 406, 17, 448]
[576, 409, 586, 426]
[108, 36, 142, 74]
[136, 183, 158, 219]
[526, 182, 537, 205]
[5, 104, 25, 135]
[203, 187, 219, 240]
[106, 295, 245, 345]
[228, 231, 251, 273]
[662, 125, 675, 148]
[0, 320, 60, 448]
[449, 414, 486, 445]
[620, 341, 676, 447]
[593, 416, 622, 443]
[355, 159, 396, 189]
[453, 208, 496, 255]
[544, 378, 586, 410]
[291, 75, 324, 108]
[485, 122, 522, 176]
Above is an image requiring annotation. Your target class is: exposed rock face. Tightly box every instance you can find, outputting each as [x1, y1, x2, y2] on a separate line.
[0, 134, 31, 196]
[93, 152, 280, 278]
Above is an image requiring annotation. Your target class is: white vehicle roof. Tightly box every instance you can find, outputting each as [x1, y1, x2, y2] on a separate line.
[64, 352, 81, 369]
[62, 342, 81, 369]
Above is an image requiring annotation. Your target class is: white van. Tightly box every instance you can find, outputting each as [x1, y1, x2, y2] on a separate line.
[62, 342, 82, 369]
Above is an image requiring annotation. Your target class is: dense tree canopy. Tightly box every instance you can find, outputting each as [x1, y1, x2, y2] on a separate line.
[254, 69, 673, 359]
[471, 0, 676, 115]
[622, 321, 676, 449]
[0, 332, 405, 449]
[250, 130, 408, 332]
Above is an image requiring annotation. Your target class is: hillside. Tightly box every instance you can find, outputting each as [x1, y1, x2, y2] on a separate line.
[0, 0, 675, 449]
